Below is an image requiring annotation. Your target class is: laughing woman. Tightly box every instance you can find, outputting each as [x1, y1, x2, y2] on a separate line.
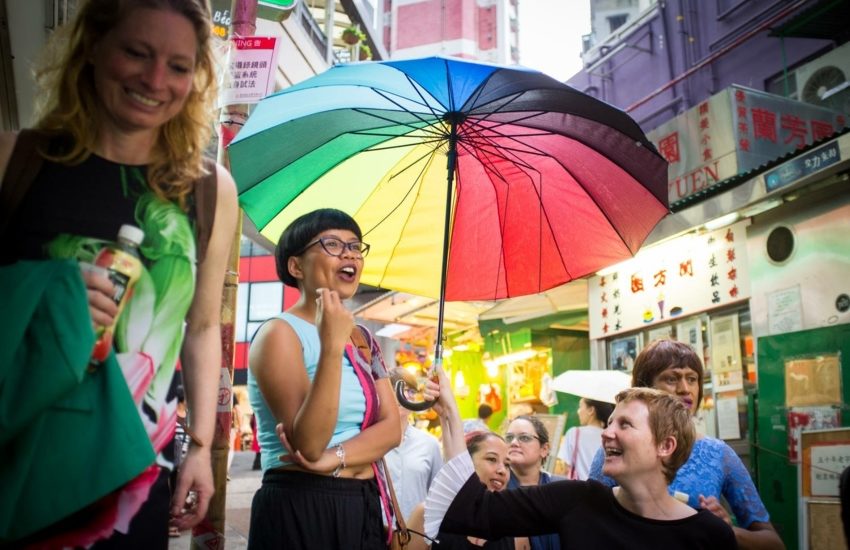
[587, 339, 784, 550]
[247, 208, 401, 550]
[422, 369, 737, 549]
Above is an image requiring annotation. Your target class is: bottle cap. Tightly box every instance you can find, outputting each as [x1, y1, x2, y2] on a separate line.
[118, 224, 145, 246]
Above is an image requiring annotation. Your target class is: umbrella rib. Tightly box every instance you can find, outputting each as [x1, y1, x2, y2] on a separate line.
[465, 128, 645, 262]
[368, 87, 446, 130]
[461, 136, 574, 290]
[400, 74, 449, 119]
[349, 107, 443, 135]
[363, 137, 446, 152]
[362, 150, 433, 239]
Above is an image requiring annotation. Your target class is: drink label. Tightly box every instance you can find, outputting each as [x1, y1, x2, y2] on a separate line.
[108, 271, 131, 305]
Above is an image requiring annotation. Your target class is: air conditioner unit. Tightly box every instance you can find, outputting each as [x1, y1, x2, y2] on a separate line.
[792, 42, 850, 114]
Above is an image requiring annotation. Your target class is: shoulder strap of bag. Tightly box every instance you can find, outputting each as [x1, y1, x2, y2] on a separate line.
[193, 157, 218, 265]
[0, 129, 48, 239]
[569, 428, 581, 480]
[349, 324, 373, 364]
[381, 458, 412, 546]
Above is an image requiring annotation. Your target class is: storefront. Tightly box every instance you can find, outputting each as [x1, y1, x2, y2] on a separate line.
[588, 84, 849, 549]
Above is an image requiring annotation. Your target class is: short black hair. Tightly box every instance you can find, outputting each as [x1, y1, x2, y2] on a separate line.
[275, 208, 363, 287]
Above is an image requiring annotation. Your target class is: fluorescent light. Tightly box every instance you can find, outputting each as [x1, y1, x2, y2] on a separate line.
[490, 349, 538, 366]
[704, 212, 740, 231]
[375, 323, 412, 337]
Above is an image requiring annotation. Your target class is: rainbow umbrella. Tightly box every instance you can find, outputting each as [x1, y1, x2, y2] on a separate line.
[230, 56, 667, 407]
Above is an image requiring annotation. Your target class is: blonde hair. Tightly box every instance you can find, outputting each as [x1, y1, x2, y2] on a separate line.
[33, 0, 218, 210]
[614, 387, 695, 484]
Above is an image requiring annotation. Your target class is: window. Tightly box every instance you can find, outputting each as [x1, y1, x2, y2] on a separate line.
[608, 14, 629, 34]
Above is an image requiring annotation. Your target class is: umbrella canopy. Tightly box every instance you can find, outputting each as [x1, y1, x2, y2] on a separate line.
[230, 56, 668, 302]
[552, 369, 632, 404]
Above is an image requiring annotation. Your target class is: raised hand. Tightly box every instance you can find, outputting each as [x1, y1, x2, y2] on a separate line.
[699, 495, 733, 526]
[315, 287, 354, 353]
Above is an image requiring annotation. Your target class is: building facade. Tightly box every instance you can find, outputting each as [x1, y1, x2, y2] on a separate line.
[568, 2, 850, 548]
[380, 0, 519, 63]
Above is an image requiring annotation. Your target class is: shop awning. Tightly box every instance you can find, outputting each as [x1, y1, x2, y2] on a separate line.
[769, 0, 850, 40]
[353, 279, 589, 338]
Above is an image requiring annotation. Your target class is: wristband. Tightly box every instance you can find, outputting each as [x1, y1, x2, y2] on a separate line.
[332, 443, 346, 477]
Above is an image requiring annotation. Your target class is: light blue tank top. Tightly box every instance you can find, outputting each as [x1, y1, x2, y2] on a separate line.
[248, 313, 366, 471]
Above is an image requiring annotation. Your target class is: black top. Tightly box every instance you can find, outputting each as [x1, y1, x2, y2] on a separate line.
[434, 532, 513, 550]
[2, 152, 147, 263]
[442, 476, 738, 549]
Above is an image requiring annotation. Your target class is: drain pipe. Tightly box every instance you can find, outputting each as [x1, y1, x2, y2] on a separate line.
[626, 0, 809, 113]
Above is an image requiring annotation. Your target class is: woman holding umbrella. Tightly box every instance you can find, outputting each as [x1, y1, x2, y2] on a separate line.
[247, 208, 401, 549]
[587, 339, 784, 549]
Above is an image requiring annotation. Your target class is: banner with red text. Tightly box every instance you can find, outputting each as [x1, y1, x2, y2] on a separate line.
[647, 85, 847, 208]
[588, 221, 751, 339]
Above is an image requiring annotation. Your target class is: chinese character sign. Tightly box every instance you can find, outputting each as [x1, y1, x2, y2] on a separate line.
[731, 85, 846, 174]
[647, 85, 848, 207]
[588, 221, 751, 339]
[221, 37, 280, 106]
[811, 444, 850, 497]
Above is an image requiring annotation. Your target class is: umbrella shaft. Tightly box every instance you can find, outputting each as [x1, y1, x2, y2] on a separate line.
[435, 122, 458, 364]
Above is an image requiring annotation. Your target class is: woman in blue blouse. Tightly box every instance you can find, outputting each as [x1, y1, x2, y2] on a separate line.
[587, 339, 784, 550]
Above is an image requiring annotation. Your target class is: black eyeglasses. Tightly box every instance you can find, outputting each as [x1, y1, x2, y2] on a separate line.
[297, 237, 370, 258]
[504, 433, 539, 444]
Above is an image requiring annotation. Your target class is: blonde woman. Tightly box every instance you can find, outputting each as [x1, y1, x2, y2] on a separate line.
[0, 0, 237, 546]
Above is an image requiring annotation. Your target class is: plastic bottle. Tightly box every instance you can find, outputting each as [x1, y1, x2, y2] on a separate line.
[90, 224, 145, 365]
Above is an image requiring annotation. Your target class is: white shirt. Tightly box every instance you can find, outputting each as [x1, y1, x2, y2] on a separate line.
[385, 424, 443, 519]
[557, 425, 604, 480]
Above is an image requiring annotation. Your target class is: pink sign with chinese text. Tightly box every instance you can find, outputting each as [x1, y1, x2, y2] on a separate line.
[647, 85, 848, 207]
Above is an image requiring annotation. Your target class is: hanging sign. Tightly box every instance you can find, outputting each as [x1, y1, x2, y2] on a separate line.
[647, 85, 848, 208]
[221, 36, 280, 106]
[588, 220, 751, 339]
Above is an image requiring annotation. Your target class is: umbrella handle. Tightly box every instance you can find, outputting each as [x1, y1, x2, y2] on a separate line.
[394, 380, 434, 411]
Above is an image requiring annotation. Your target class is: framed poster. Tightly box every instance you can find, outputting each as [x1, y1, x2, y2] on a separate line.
[648, 324, 672, 344]
[675, 318, 703, 354]
[785, 354, 842, 407]
[710, 314, 743, 391]
[536, 413, 567, 474]
[609, 334, 643, 372]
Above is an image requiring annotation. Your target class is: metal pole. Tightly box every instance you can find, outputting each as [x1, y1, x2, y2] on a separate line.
[192, 0, 256, 548]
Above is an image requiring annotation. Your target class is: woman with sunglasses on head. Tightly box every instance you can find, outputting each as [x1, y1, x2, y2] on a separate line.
[247, 208, 401, 549]
[587, 339, 784, 550]
[504, 416, 560, 550]
[421, 368, 736, 549]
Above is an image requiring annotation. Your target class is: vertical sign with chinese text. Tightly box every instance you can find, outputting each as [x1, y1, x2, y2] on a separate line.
[221, 37, 280, 106]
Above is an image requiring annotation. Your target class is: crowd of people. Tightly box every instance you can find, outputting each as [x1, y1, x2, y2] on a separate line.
[0, 1, 821, 549]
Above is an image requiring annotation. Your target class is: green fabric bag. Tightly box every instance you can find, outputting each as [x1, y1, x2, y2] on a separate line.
[0, 259, 155, 542]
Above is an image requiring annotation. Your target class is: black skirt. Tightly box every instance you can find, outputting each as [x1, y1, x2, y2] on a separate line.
[248, 469, 386, 550]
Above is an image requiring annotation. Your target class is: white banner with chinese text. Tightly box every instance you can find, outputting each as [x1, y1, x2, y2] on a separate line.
[588, 221, 751, 340]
